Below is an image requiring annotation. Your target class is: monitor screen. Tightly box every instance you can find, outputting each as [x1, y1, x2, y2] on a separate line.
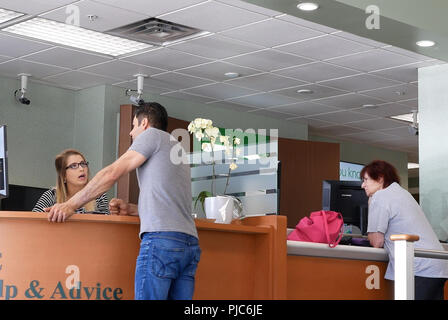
[340, 161, 364, 181]
[322, 180, 369, 235]
[0, 184, 48, 211]
[0, 125, 8, 199]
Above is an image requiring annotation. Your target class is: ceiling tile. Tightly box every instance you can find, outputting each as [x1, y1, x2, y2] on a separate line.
[207, 101, 258, 113]
[176, 61, 260, 82]
[0, 0, 78, 15]
[112, 79, 171, 94]
[93, 0, 207, 17]
[224, 49, 312, 72]
[43, 70, 120, 89]
[0, 59, 69, 78]
[332, 31, 388, 48]
[268, 101, 339, 117]
[184, 82, 260, 100]
[319, 73, 402, 92]
[339, 131, 399, 143]
[275, 34, 372, 60]
[311, 125, 366, 136]
[159, 1, 267, 33]
[0, 55, 12, 63]
[289, 117, 336, 128]
[122, 47, 210, 70]
[169, 34, 263, 59]
[149, 72, 213, 90]
[370, 61, 438, 83]
[379, 126, 417, 137]
[277, 14, 339, 34]
[80, 60, 163, 80]
[225, 73, 306, 91]
[305, 110, 378, 124]
[348, 118, 407, 130]
[315, 93, 386, 109]
[40, 0, 149, 32]
[161, 91, 216, 104]
[327, 49, 420, 72]
[215, 0, 282, 16]
[24, 47, 112, 69]
[0, 33, 52, 57]
[396, 98, 418, 109]
[356, 103, 414, 117]
[360, 84, 418, 102]
[274, 61, 360, 82]
[220, 18, 324, 47]
[272, 83, 348, 101]
[248, 108, 297, 120]
[226, 92, 300, 108]
[383, 46, 434, 61]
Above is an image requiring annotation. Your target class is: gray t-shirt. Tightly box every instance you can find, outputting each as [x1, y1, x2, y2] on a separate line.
[129, 127, 197, 239]
[368, 182, 448, 280]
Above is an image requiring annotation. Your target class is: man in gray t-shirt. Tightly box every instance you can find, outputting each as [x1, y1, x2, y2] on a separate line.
[46, 102, 201, 300]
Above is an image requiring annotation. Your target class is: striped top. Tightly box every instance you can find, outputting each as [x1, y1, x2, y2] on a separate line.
[32, 189, 109, 214]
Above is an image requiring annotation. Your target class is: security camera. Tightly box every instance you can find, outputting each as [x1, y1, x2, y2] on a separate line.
[130, 94, 144, 106]
[125, 73, 147, 106]
[408, 125, 418, 136]
[14, 73, 31, 105]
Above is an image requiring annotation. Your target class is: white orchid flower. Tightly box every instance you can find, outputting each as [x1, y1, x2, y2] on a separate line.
[205, 126, 219, 139]
[195, 131, 204, 141]
[234, 138, 241, 145]
[187, 122, 196, 133]
[235, 148, 241, 156]
[229, 162, 238, 171]
[194, 118, 203, 128]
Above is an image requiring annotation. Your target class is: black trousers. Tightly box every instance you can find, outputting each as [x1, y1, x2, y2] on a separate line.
[414, 276, 447, 300]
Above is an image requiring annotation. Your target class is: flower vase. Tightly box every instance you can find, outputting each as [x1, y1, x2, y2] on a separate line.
[204, 196, 234, 224]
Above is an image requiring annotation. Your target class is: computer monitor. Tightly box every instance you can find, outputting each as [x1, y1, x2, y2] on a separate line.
[322, 180, 369, 235]
[0, 184, 48, 211]
[0, 125, 8, 199]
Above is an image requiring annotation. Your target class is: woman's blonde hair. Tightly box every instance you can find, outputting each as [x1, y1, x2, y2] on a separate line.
[54, 149, 95, 212]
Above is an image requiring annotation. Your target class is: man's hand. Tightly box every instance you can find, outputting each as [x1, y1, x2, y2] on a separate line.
[109, 198, 130, 215]
[45, 202, 77, 223]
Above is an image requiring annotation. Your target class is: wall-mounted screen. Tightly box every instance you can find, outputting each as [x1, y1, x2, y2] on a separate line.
[340, 161, 364, 182]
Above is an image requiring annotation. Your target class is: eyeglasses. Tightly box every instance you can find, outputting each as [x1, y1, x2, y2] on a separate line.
[66, 161, 89, 170]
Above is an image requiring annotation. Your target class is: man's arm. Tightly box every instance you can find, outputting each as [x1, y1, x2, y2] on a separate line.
[46, 150, 146, 222]
[368, 232, 385, 248]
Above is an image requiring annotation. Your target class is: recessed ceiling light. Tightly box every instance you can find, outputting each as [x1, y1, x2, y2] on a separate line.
[2, 17, 152, 57]
[224, 72, 240, 79]
[416, 40, 435, 47]
[0, 8, 24, 24]
[297, 2, 319, 11]
[297, 89, 314, 94]
[362, 104, 377, 108]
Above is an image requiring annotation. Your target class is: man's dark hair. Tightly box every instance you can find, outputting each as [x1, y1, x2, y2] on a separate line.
[134, 102, 168, 132]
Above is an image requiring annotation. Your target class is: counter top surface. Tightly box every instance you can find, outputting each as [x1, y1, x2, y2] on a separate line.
[287, 240, 388, 262]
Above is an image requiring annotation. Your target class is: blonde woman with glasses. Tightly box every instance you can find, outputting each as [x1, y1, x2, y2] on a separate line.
[32, 149, 109, 214]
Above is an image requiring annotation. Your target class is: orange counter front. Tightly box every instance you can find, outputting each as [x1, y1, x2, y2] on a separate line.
[0, 212, 286, 300]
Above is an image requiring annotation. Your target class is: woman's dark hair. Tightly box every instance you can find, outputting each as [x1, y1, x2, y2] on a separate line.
[134, 102, 168, 132]
[360, 160, 400, 188]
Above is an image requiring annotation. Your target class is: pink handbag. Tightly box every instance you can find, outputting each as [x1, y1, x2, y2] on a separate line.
[287, 210, 344, 248]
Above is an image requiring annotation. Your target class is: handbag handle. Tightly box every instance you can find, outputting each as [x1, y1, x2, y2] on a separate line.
[321, 210, 343, 248]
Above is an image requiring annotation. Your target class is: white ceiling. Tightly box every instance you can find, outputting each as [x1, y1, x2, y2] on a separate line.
[0, 0, 445, 163]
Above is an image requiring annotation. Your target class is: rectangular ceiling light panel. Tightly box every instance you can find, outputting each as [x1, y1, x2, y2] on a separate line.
[0, 8, 24, 24]
[3, 17, 152, 56]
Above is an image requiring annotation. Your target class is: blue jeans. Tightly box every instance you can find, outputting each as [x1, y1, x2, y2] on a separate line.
[134, 232, 201, 300]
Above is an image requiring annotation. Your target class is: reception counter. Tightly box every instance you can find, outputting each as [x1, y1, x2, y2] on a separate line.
[0, 211, 286, 300]
[0, 211, 397, 300]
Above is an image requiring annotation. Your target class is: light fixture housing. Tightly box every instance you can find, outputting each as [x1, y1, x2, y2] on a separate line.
[416, 40, 435, 47]
[2, 17, 152, 57]
[0, 8, 24, 24]
[297, 89, 314, 94]
[297, 2, 319, 11]
[224, 72, 240, 79]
